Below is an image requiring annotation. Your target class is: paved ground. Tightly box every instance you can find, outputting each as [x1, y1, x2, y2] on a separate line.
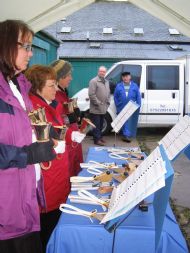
[137, 128, 190, 209]
[137, 128, 190, 249]
[82, 128, 190, 249]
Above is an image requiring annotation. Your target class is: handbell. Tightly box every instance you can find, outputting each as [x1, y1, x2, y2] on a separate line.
[54, 125, 67, 140]
[32, 123, 51, 142]
[28, 111, 39, 124]
[80, 118, 96, 134]
[28, 107, 47, 124]
[37, 107, 47, 122]
[70, 98, 78, 109]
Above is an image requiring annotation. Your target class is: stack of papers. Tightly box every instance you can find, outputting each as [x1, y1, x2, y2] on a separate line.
[101, 147, 166, 223]
[159, 115, 190, 160]
[111, 100, 139, 133]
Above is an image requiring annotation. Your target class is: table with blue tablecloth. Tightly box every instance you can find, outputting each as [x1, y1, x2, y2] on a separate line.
[47, 147, 189, 253]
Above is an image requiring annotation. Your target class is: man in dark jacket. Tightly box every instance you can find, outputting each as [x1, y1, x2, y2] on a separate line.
[88, 66, 110, 146]
[114, 72, 141, 142]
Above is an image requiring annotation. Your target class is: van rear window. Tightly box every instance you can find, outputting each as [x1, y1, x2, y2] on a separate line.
[147, 65, 179, 90]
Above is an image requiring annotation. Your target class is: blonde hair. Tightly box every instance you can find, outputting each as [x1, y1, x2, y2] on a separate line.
[50, 60, 72, 81]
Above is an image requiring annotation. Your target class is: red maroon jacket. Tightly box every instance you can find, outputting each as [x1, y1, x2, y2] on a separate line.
[29, 94, 71, 212]
[56, 88, 83, 176]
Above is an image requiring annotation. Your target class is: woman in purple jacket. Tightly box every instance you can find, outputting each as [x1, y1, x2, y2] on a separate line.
[0, 20, 55, 253]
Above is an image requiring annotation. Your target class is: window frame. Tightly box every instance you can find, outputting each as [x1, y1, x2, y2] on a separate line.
[146, 65, 180, 91]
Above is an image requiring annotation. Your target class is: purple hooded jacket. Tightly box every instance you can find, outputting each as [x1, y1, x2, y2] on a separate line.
[0, 72, 44, 240]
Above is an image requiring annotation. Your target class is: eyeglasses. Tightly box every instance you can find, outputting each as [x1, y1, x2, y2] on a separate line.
[46, 84, 57, 88]
[17, 42, 33, 52]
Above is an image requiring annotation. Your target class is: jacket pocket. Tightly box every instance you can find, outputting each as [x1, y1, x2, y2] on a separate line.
[0, 169, 27, 232]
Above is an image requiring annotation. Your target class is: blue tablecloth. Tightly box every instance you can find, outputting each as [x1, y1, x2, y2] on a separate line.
[47, 147, 189, 253]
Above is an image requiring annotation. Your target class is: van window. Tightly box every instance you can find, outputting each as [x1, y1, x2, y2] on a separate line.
[147, 65, 179, 90]
[106, 64, 123, 85]
[123, 65, 142, 85]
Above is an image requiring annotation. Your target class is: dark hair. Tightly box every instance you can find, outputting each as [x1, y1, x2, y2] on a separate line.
[0, 20, 34, 78]
[25, 65, 56, 94]
[121, 72, 131, 77]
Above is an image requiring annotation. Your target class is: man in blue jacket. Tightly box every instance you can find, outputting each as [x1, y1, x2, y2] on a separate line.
[114, 72, 141, 142]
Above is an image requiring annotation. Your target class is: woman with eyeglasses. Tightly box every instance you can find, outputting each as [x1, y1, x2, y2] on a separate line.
[25, 64, 81, 252]
[0, 20, 57, 253]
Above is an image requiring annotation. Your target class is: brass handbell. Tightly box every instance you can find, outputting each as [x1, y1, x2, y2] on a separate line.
[28, 110, 40, 124]
[80, 118, 96, 134]
[32, 123, 51, 142]
[28, 107, 47, 124]
[36, 107, 47, 122]
[28, 108, 52, 169]
[54, 125, 67, 140]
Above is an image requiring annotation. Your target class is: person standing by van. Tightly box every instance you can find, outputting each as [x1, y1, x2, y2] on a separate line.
[88, 66, 110, 146]
[114, 72, 141, 142]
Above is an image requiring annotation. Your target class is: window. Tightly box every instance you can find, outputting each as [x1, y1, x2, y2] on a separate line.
[123, 65, 142, 85]
[106, 64, 123, 94]
[169, 28, 180, 35]
[106, 64, 123, 85]
[103, 27, 113, 34]
[147, 65, 179, 90]
[89, 43, 101, 48]
[106, 64, 142, 93]
[60, 27, 71, 33]
[134, 28, 144, 35]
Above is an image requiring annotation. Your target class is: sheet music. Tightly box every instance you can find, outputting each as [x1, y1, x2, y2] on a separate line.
[159, 115, 190, 160]
[111, 100, 139, 133]
[101, 147, 166, 223]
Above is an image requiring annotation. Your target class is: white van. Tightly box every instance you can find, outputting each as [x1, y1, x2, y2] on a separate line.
[73, 55, 190, 134]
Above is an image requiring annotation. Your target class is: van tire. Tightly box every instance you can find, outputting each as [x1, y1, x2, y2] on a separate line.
[102, 112, 112, 135]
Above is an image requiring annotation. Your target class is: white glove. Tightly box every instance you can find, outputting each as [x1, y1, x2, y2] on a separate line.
[71, 131, 86, 143]
[54, 141, 66, 154]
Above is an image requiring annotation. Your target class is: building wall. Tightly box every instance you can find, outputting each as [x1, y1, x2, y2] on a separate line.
[30, 32, 59, 66]
[66, 58, 122, 96]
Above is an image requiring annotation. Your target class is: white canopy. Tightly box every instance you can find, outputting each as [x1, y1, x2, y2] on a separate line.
[130, 0, 190, 37]
[1, 0, 190, 37]
[1, 0, 95, 32]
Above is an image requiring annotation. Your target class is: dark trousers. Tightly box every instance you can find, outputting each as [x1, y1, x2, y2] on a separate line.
[40, 209, 61, 253]
[0, 232, 43, 253]
[90, 113, 105, 142]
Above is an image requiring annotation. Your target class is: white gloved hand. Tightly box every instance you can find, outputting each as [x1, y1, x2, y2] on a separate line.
[71, 131, 86, 143]
[54, 141, 66, 154]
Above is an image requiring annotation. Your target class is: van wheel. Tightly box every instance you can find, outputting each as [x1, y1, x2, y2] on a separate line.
[102, 112, 112, 135]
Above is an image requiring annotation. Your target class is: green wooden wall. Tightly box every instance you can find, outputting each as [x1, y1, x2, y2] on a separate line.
[65, 58, 120, 97]
[30, 32, 59, 66]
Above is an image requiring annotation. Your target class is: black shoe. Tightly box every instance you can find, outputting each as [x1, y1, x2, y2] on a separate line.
[94, 140, 105, 146]
[122, 136, 131, 143]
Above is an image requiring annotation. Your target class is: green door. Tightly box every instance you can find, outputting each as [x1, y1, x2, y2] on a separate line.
[29, 46, 47, 66]
[29, 32, 59, 66]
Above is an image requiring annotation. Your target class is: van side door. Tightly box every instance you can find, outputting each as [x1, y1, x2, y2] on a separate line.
[145, 64, 184, 126]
